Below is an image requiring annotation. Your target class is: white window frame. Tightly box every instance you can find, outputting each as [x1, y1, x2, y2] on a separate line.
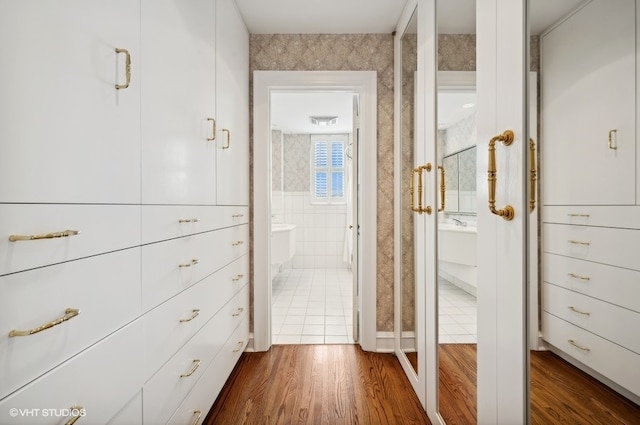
[310, 134, 348, 204]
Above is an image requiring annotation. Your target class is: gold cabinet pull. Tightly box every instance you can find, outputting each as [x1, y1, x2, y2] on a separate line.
[232, 213, 244, 218]
[179, 309, 201, 323]
[178, 218, 200, 223]
[179, 258, 199, 268]
[9, 308, 80, 337]
[232, 240, 244, 246]
[232, 274, 244, 282]
[568, 240, 590, 246]
[222, 128, 231, 149]
[568, 339, 590, 352]
[65, 406, 85, 425]
[568, 213, 590, 218]
[409, 163, 432, 215]
[437, 165, 445, 212]
[232, 307, 244, 317]
[529, 138, 537, 212]
[233, 341, 244, 353]
[608, 129, 618, 150]
[9, 229, 79, 242]
[568, 306, 590, 316]
[207, 118, 217, 141]
[191, 410, 203, 425]
[568, 273, 590, 281]
[180, 359, 201, 378]
[115, 48, 131, 90]
[487, 130, 515, 220]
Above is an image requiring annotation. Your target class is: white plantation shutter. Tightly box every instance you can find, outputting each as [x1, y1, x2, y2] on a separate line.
[311, 137, 346, 203]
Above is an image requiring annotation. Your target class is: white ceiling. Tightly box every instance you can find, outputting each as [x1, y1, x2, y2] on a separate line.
[271, 91, 355, 134]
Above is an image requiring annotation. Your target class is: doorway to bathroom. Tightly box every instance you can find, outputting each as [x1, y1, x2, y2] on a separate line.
[253, 70, 377, 352]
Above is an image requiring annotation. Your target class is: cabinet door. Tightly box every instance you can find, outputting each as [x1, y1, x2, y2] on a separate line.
[141, 0, 217, 205]
[541, 0, 636, 206]
[215, 0, 250, 206]
[0, 0, 140, 204]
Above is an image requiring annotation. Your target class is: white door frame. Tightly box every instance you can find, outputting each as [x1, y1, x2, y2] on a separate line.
[252, 70, 378, 352]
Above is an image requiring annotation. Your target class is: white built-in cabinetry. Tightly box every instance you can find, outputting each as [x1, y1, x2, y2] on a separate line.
[0, 0, 249, 423]
[541, 0, 640, 401]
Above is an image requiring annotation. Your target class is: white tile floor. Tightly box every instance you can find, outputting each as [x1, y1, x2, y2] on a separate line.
[272, 268, 355, 344]
[438, 279, 478, 344]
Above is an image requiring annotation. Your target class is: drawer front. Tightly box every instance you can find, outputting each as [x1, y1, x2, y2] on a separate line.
[543, 282, 640, 354]
[543, 223, 640, 271]
[542, 312, 640, 397]
[543, 253, 640, 313]
[141, 206, 249, 244]
[0, 319, 145, 424]
[543, 205, 640, 230]
[107, 391, 142, 425]
[0, 249, 140, 400]
[142, 254, 248, 379]
[0, 204, 140, 276]
[143, 285, 249, 425]
[166, 315, 249, 425]
[141, 225, 248, 312]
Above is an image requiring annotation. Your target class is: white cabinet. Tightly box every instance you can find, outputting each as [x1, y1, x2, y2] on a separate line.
[541, 0, 636, 206]
[0, 0, 141, 204]
[215, 0, 250, 206]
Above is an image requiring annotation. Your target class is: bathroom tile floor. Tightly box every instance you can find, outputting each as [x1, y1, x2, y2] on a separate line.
[272, 268, 355, 344]
[438, 278, 478, 343]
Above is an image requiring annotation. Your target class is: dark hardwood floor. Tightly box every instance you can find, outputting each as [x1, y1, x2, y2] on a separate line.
[205, 344, 431, 425]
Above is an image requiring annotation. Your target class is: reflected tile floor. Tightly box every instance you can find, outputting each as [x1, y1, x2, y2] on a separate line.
[272, 268, 355, 344]
[438, 279, 477, 343]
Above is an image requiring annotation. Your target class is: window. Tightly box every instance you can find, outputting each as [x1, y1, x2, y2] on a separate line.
[311, 137, 346, 203]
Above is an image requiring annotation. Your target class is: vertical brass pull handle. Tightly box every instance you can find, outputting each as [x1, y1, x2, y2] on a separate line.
[180, 359, 201, 378]
[410, 164, 432, 214]
[65, 406, 85, 425]
[488, 130, 515, 220]
[437, 165, 445, 212]
[9, 229, 80, 242]
[207, 118, 217, 141]
[608, 129, 618, 150]
[529, 138, 537, 212]
[191, 410, 203, 425]
[568, 339, 590, 352]
[222, 128, 231, 149]
[115, 48, 131, 90]
[9, 308, 80, 337]
[179, 309, 201, 323]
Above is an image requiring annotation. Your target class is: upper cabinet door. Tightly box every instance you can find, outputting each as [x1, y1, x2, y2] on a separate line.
[541, 0, 636, 206]
[141, 0, 217, 205]
[0, 0, 141, 204]
[215, 0, 250, 206]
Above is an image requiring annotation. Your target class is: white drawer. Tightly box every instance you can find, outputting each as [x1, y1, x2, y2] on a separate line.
[143, 285, 249, 425]
[543, 223, 640, 271]
[543, 253, 640, 313]
[141, 206, 249, 244]
[542, 312, 640, 397]
[166, 315, 249, 425]
[107, 391, 142, 425]
[543, 205, 640, 230]
[0, 249, 140, 400]
[142, 254, 248, 379]
[543, 282, 640, 354]
[141, 225, 249, 311]
[0, 204, 140, 276]
[0, 319, 145, 424]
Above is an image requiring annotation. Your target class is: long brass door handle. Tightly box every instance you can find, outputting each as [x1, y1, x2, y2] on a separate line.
[115, 48, 131, 90]
[207, 118, 216, 141]
[530, 138, 537, 212]
[409, 163, 432, 214]
[437, 165, 445, 212]
[488, 130, 515, 220]
[222, 128, 231, 149]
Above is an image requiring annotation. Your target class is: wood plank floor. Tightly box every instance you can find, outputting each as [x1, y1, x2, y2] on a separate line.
[205, 345, 431, 425]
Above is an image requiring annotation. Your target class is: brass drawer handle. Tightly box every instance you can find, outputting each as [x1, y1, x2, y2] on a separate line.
[232, 274, 244, 282]
[487, 130, 515, 220]
[232, 213, 244, 218]
[179, 309, 201, 323]
[608, 129, 618, 150]
[115, 48, 131, 90]
[9, 308, 80, 337]
[178, 218, 200, 223]
[9, 229, 79, 242]
[232, 240, 244, 246]
[65, 406, 85, 425]
[180, 359, 201, 378]
[191, 410, 203, 425]
[568, 306, 590, 316]
[568, 240, 590, 246]
[222, 128, 231, 149]
[568, 213, 590, 218]
[207, 118, 216, 141]
[437, 165, 445, 212]
[529, 138, 537, 212]
[179, 258, 199, 268]
[568, 339, 590, 352]
[568, 273, 590, 281]
[233, 341, 244, 353]
[232, 307, 244, 317]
